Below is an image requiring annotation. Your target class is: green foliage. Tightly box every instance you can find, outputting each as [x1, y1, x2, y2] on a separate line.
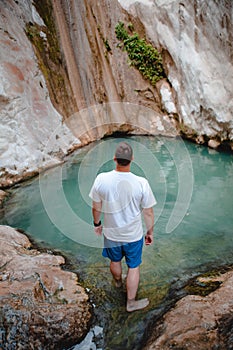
[115, 21, 166, 86]
[115, 21, 129, 41]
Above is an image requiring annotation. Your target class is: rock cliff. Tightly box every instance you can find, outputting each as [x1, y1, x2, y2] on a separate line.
[120, 0, 233, 145]
[0, 225, 91, 349]
[0, 0, 232, 187]
[0, 1, 82, 188]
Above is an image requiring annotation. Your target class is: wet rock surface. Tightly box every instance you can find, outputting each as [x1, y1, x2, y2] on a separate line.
[143, 269, 233, 350]
[0, 225, 91, 350]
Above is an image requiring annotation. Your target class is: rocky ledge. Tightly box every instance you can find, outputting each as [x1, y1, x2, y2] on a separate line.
[143, 268, 233, 350]
[0, 226, 91, 350]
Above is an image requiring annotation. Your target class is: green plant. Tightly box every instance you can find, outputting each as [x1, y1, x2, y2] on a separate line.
[115, 21, 128, 41]
[115, 22, 166, 86]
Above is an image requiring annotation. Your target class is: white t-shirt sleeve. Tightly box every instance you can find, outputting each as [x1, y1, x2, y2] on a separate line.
[141, 179, 157, 208]
[89, 176, 102, 202]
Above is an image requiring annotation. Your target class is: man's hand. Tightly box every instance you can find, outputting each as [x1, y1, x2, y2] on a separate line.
[94, 224, 103, 236]
[143, 207, 154, 245]
[145, 232, 153, 245]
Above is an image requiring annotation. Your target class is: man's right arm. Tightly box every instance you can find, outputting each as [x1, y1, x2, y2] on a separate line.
[143, 207, 154, 245]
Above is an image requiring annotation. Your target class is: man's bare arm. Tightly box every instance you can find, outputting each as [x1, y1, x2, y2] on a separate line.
[143, 207, 154, 245]
[92, 200, 102, 224]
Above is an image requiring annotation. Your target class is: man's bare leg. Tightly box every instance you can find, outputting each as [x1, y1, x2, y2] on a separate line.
[126, 266, 149, 312]
[110, 261, 123, 287]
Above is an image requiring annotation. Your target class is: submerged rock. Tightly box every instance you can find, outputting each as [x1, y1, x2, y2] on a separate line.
[0, 190, 8, 207]
[0, 226, 91, 349]
[143, 270, 233, 350]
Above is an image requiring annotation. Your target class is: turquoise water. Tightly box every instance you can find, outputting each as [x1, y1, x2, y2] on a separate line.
[1, 136, 233, 349]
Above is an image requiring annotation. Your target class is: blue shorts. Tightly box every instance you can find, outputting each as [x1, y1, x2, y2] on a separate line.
[102, 237, 143, 268]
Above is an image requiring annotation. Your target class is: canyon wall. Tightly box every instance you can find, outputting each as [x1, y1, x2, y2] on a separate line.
[0, 0, 81, 187]
[120, 0, 233, 143]
[0, 0, 232, 187]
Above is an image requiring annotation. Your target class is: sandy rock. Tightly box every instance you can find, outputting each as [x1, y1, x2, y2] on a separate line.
[0, 225, 91, 349]
[143, 271, 233, 349]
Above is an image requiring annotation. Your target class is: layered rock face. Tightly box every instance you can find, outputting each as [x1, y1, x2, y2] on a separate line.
[119, 0, 233, 143]
[0, 1, 82, 187]
[0, 225, 91, 349]
[0, 0, 232, 187]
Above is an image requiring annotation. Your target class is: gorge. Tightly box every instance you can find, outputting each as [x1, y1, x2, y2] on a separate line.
[0, 0, 233, 349]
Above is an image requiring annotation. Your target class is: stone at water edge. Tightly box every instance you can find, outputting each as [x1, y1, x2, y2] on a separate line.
[0, 225, 92, 349]
[208, 139, 221, 149]
[143, 270, 233, 350]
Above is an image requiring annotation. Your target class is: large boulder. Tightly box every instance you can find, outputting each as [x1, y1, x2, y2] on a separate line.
[0, 225, 91, 349]
[143, 270, 233, 349]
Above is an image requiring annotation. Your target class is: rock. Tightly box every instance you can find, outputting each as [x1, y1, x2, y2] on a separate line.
[208, 139, 221, 149]
[158, 80, 177, 114]
[0, 190, 8, 207]
[143, 270, 233, 349]
[0, 226, 91, 350]
[195, 135, 205, 144]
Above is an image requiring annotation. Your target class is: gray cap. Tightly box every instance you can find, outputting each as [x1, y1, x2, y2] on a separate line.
[115, 142, 133, 161]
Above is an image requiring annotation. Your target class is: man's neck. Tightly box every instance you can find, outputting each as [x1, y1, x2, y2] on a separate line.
[115, 164, 131, 172]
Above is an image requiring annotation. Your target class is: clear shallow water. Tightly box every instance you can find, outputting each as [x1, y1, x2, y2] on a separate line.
[1, 136, 233, 349]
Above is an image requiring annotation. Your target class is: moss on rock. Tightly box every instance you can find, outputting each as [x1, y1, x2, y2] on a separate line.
[25, 0, 77, 118]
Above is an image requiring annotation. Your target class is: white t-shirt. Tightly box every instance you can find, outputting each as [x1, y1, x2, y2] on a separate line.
[89, 170, 156, 242]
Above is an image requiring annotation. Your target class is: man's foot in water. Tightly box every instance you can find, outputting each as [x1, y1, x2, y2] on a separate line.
[126, 298, 149, 312]
[113, 274, 127, 288]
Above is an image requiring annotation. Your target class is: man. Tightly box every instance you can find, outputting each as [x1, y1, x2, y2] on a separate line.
[89, 141, 156, 312]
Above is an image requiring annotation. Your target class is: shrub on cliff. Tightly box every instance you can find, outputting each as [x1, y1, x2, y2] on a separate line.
[115, 22, 166, 86]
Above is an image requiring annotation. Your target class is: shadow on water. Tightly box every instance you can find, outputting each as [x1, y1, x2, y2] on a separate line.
[1, 136, 233, 349]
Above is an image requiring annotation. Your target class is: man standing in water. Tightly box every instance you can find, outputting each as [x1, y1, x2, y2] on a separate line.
[89, 141, 156, 312]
